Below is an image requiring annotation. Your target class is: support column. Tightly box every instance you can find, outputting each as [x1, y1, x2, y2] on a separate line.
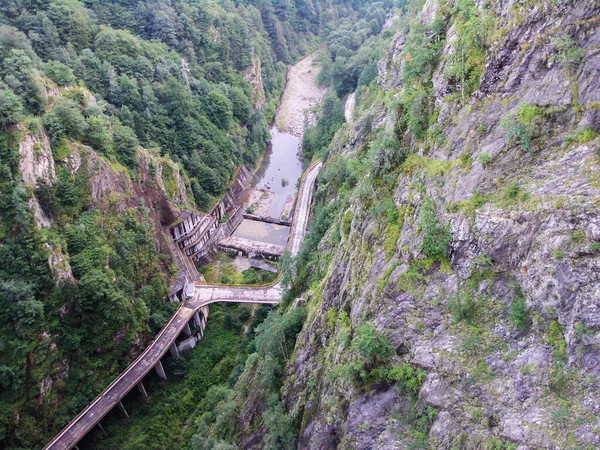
[193, 311, 201, 328]
[137, 381, 148, 397]
[154, 360, 167, 380]
[97, 423, 108, 437]
[183, 322, 192, 337]
[118, 401, 129, 418]
[75, 445, 81, 450]
[170, 343, 180, 358]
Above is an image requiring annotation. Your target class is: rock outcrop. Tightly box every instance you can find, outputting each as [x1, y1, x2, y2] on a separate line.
[235, 1, 600, 448]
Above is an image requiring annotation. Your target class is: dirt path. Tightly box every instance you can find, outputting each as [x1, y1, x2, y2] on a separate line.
[276, 51, 327, 136]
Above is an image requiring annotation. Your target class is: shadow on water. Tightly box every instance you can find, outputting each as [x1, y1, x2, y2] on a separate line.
[251, 126, 304, 218]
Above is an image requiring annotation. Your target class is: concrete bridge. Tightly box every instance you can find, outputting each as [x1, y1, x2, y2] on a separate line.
[43, 160, 321, 450]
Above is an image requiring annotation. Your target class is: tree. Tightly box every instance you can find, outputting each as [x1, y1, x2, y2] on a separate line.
[0, 90, 23, 126]
[42, 60, 75, 86]
[84, 115, 112, 154]
[206, 90, 233, 129]
[112, 120, 139, 168]
[52, 98, 88, 139]
[420, 198, 451, 260]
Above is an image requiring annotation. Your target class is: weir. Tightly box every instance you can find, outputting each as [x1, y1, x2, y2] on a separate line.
[43, 161, 322, 450]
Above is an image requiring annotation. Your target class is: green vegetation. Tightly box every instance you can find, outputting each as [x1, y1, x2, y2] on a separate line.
[500, 103, 544, 152]
[199, 251, 277, 285]
[550, 35, 583, 71]
[478, 152, 492, 167]
[302, 93, 346, 161]
[450, 293, 477, 325]
[318, 2, 393, 98]
[86, 303, 271, 450]
[444, 0, 493, 100]
[420, 198, 451, 260]
[509, 296, 529, 329]
[332, 321, 427, 391]
[0, 0, 373, 212]
[0, 0, 391, 446]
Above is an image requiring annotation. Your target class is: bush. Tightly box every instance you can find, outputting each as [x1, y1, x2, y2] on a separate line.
[420, 198, 451, 260]
[42, 61, 76, 86]
[509, 296, 529, 329]
[450, 294, 476, 324]
[500, 103, 543, 151]
[112, 120, 139, 168]
[375, 363, 426, 395]
[550, 36, 583, 70]
[504, 182, 521, 200]
[478, 152, 492, 167]
[52, 98, 88, 140]
[352, 322, 395, 368]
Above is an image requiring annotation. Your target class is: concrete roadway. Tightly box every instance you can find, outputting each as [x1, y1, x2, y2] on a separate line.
[43, 161, 321, 450]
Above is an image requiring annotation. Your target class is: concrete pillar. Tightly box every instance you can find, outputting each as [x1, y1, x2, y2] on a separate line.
[118, 401, 129, 418]
[183, 322, 192, 337]
[97, 423, 108, 437]
[137, 381, 148, 397]
[170, 343, 180, 358]
[193, 311, 201, 328]
[75, 445, 81, 450]
[154, 360, 167, 380]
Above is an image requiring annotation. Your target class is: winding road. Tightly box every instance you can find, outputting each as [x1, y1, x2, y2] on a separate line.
[43, 161, 322, 450]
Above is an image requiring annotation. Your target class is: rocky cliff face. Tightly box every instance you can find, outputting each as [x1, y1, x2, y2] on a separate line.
[235, 1, 600, 448]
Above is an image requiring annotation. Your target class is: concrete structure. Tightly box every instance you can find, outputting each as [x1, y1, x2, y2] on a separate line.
[242, 214, 292, 226]
[43, 161, 321, 450]
[249, 259, 278, 273]
[218, 235, 285, 260]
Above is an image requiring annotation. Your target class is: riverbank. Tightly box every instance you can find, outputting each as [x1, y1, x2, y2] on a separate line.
[276, 51, 327, 136]
[242, 51, 326, 220]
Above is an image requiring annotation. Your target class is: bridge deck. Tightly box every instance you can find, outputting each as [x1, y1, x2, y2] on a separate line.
[43, 161, 321, 450]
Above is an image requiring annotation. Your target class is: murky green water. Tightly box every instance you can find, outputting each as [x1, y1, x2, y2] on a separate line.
[232, 219, 290, 246]
[251, 126, 304, 218]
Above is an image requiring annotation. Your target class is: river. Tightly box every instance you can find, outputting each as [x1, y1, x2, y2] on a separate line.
[233, 51, 326, 246]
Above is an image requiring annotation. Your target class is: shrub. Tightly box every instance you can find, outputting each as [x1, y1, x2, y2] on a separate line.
[500, 103, 543, 151]
[504, 182, 521, 200]
[112, 120, 139, 168]
[420, 198, 451, 260]
[341, 209, 353, 237]
[51, 98, 88, 140]
[550, 36, 583, 70]
[42, 61, 75, 86]
[509, 296, 529, 329]
[0, 89, 23, 126]
[478, 152, 492, 167]
[375, 363, 426, 395]
[352, 322, 395, 369]
[574, 127, 596, 143]
[450, 294, 476, 324]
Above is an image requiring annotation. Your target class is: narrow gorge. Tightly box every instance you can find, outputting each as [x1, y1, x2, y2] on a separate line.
[1, 0, 600, 449]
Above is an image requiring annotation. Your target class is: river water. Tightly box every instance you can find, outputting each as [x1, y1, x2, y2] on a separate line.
[231, 51, 324, 248]
[232, 126, 301, 247]
[250, 126, 304, 218]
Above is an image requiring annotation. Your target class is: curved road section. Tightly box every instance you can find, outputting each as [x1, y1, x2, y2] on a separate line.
[44, 161, 322, 450]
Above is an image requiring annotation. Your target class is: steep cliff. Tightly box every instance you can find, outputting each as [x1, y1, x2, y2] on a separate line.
[223, 1, 600, 448]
